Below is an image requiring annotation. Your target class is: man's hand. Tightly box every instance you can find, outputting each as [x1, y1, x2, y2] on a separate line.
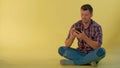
[65, 28, 76, 47]
[69, 28, 76, 38]
[72, 29, 86, 40]
[73, 29, 100, 49]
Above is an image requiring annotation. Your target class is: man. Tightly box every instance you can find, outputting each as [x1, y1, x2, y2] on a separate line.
[58, 4, 106, 66]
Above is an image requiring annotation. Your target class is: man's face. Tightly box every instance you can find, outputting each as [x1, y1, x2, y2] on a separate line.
[81, 10, 92, 23]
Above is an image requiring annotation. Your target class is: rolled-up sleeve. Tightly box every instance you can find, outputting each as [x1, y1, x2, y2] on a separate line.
[96, 26, 103, 46]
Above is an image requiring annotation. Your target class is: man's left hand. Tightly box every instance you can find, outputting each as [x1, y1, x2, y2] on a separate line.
[72, 30, 86, 40]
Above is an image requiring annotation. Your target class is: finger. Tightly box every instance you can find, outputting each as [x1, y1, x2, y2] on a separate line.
[81, 30, 84, 34]
[75, 30, 81, 34]
[73, 32, 78, 36]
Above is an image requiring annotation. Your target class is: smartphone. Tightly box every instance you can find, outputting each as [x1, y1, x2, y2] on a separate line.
[75, 27, 81, 33]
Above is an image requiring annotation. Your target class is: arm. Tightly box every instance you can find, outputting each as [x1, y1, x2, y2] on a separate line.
[65, 35, 75, 47]
[74, 31, 100, 49]
[73, 26, 102, 49]
[65, 28, 76, 47]
[84, 26, 102, 49]
[83, 34, 100, 49]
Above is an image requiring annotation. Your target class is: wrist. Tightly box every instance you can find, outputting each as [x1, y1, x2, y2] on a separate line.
[83, 35, 88, 41]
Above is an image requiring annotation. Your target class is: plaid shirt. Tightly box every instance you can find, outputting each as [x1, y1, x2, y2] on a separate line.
[66, 19, 102, 53]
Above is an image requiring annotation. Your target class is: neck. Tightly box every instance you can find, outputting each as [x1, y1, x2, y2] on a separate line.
[84, 20, 91, 24]
[83, 20, 91, 29]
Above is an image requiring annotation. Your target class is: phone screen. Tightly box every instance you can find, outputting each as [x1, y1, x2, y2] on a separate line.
[75, 28, 81, 33]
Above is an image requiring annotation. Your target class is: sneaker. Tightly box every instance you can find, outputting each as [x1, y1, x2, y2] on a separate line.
[90, 62, 97, 67]
[60, 59, 74, 65]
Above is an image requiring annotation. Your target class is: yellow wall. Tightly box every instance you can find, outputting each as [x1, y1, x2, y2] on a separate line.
[0, 0, 120, 63]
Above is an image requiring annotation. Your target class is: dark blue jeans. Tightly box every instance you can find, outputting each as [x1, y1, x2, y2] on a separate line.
[58, 46, 106, 65]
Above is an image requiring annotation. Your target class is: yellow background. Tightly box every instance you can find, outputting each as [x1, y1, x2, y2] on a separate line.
[0, 0, 120, 68]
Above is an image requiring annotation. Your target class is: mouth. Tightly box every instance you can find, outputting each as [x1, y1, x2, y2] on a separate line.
[82, 20, 88, 22]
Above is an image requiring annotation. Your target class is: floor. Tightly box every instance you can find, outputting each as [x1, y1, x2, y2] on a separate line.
[0, 46, 120, 68]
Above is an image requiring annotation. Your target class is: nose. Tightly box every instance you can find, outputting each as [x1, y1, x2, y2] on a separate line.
[81, 15, 86, 19]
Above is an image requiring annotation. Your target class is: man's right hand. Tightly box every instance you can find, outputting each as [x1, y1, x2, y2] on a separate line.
[69, 28, 76, 38]
[65, 28, 76, 47]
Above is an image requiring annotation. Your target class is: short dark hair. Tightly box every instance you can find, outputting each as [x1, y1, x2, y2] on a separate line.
[81, 4, 93, 13]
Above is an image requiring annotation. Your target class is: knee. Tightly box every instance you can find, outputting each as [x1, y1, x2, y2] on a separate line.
[58, 46, 67, 56]
[96, 48, 106, 57]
